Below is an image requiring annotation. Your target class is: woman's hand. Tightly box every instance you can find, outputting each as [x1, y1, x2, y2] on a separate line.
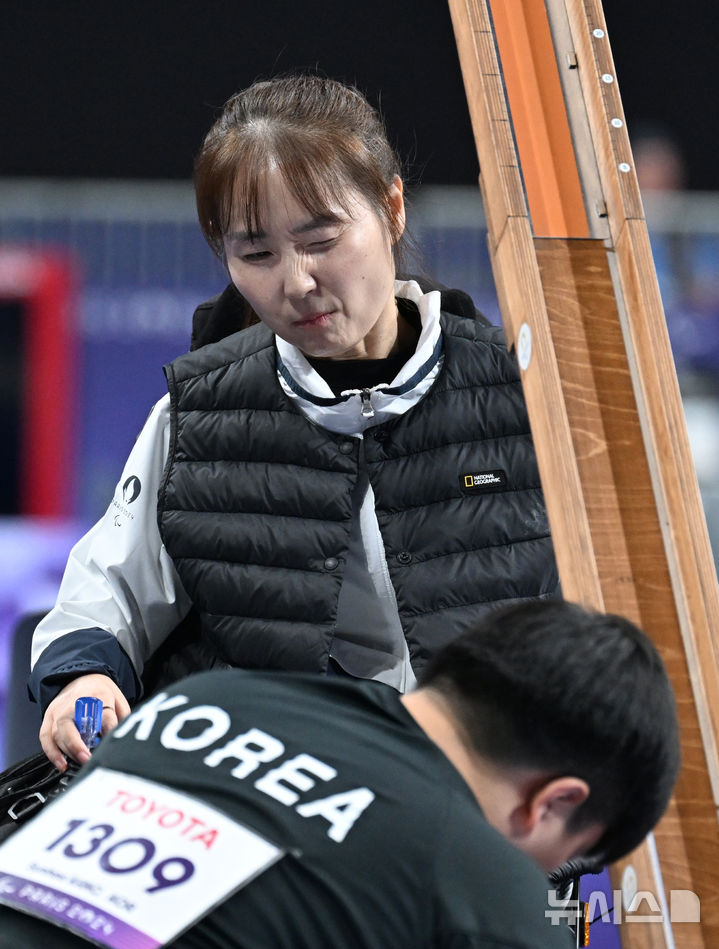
[39, 673, 131, 771]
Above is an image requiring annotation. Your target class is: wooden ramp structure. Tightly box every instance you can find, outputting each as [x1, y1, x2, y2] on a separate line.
[447, 1, 719, 946]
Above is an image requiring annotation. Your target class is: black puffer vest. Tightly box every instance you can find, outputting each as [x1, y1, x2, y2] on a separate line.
[158, 311, 557, 677]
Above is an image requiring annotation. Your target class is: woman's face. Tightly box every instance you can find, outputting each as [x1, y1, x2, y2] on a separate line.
[223, 167, 405, 359]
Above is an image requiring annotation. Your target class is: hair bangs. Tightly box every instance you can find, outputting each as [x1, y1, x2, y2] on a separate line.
[275, 130, 366, 223]
[228, 129, 381, 245]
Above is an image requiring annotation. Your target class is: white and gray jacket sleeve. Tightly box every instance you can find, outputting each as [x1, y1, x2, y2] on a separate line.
[28, 396, 193, 711]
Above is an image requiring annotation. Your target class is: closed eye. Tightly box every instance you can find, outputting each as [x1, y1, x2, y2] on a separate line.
[242, 250, 272, 262]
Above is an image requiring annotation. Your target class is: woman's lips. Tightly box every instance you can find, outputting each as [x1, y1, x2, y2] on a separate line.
[294, 311, 334, 328]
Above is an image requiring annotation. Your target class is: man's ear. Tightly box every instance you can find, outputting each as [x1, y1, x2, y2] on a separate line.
[510, 777, 590, 836]
[388, 175, 406, 241]
[506, 777, 603, 870]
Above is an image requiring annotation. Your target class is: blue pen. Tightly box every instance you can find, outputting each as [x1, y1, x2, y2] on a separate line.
[74, 696, 104, 749]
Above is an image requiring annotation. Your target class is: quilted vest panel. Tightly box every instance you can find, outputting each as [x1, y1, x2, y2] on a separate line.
[158, 313, 557, 675]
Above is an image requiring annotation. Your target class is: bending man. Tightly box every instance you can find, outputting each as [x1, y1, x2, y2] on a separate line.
[0, 600, 679, 948]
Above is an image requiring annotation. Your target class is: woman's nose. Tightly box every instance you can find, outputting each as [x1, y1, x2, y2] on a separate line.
[283, 255, 317, 297]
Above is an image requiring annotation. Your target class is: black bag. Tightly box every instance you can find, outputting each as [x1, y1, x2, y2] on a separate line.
[0, 751, 80, 843]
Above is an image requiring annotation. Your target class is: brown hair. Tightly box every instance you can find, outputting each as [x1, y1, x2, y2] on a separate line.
[194, 75, 407, 263]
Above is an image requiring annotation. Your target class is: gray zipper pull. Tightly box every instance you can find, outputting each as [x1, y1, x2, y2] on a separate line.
[360, 388, 375, 418]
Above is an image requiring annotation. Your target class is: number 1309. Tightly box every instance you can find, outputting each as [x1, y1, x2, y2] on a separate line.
[47, 820, 195, 893]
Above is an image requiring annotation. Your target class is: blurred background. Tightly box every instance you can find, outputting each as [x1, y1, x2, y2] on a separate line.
[0, 1, 717, 774]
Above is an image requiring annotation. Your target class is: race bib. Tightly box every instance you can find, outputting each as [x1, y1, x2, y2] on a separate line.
[0, 767, 285, 948]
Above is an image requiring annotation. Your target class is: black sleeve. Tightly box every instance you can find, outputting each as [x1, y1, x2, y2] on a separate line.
[27, 628, 141, 712]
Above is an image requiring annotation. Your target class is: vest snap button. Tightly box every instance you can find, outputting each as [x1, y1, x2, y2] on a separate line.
[324, 557, 339, 571]
[397, 550, 412, 565]
[338, 440, 354, 455]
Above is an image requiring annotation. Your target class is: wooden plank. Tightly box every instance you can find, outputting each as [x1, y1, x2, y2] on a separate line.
[448, 0, 719, 945]
[559, 0, 719, 803]
[612, 219, 719, 759]
[535, 239, 645, 614]
[562, 0, 645, 230]
[488, 0, 589, 235]
[491, 222, 604, 604]
[447, 0, 527, 242]
[537, 240, 719, 945]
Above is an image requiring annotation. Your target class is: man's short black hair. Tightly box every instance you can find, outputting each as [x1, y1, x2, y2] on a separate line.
[420, 599, 680, 865]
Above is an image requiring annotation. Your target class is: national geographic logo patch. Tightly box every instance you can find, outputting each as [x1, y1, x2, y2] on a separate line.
[460, 469, 508, 495]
